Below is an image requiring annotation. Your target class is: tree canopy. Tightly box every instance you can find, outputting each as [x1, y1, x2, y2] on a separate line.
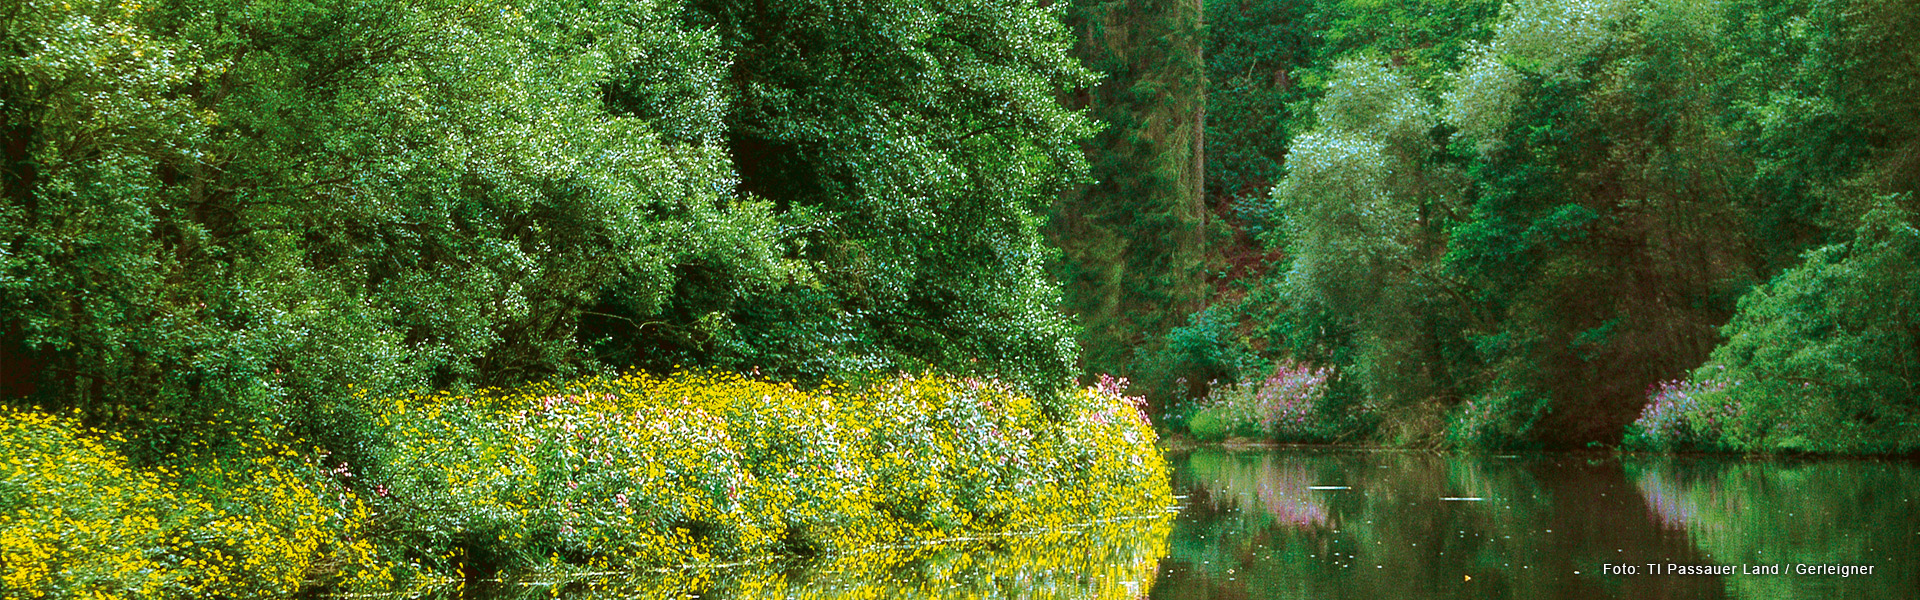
[0, 0, 1093, 455]
[1122, 0, 1920, 450]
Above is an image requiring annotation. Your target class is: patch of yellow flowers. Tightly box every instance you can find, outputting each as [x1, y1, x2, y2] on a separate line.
[0, 370, 1170, 597]
[0, 408, 388, 599]
[366, 370, 1173, 581]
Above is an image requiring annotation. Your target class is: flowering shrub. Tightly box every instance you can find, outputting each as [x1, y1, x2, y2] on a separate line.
[0, 407, 384, 599]
[1186, 361, 1337, 442]
[1, 371, 1170, 596]
[363, 370, 1172, 579]
[1093, 373, 1152, 425]
[1624, 378, 1740, 452]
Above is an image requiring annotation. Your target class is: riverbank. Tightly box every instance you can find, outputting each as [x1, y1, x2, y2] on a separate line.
[1161, 431, 1920, 460]
[0, 372, 1173, 598]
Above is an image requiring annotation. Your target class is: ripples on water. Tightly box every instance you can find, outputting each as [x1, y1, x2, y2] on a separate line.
[443, 449, 1918, 599]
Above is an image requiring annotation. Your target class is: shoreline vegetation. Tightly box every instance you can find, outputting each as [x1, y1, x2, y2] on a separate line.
[1087, 0, 1920, 455]
[5, 0, 1918, 596]
[1, 2, 1180, 594]
[0, 371, 1173, 598]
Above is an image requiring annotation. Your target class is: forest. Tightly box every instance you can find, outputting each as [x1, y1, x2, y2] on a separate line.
[1, 0, 1918, 596]
[1080, 0, 1920, 454]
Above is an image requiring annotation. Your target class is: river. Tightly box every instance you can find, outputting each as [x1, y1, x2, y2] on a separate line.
[463, 448, 1920, 599]
[1156, 448, 1919, 599]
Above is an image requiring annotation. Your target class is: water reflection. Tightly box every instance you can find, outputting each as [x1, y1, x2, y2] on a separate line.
[450, 450, 1920, 599]
[1161, 449, 1920, 600]
[458, 518, 1170, 599]
[1191, 453, 1329, 528]
[1628, 458, 1920, 599]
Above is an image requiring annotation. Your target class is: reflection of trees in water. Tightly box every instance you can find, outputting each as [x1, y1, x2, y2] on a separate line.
[1633, 472, 1704, 529]
[453, 518, 1172, 599]
[1256, 467, 1331, 527]
[1188, 452, 1332, 528]
[1175, 450, 1920, 599]
[1170, 450, 1732, 599]
[1629, 461, 1742, 531]
[1628, 459, 1920, 600]
[1175, 450, 1563, 598]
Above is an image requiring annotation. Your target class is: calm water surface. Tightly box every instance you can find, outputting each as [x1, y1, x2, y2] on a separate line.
[1155, 448, 1920, 600]
[472, 448, 1919, 599]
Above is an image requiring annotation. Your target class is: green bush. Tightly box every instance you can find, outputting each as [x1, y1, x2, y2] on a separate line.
[1185, 405, 1234, 442]
[0, 0, 789, 461]
[1443, 387, 1549, 450]
[1135, 303, 1271, 422]
[1624, 202, 1920, 453]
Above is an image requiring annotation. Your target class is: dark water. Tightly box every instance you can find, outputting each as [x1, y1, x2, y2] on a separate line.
[1157, 448, 1920, 600]
[468, 449, 1920, 599]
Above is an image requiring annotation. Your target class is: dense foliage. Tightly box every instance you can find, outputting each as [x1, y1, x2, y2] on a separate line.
[0, 1, 1181, 594]
[1050, 0, 1210, 391]
[1111, 0, 1920, 450]
[9, 1, 1917, 593]
[1627, 204, 1920, 453]
[1, 0, 764, 455]
[0, 0, 1094, 455]
[607, 0, 1096, 389]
